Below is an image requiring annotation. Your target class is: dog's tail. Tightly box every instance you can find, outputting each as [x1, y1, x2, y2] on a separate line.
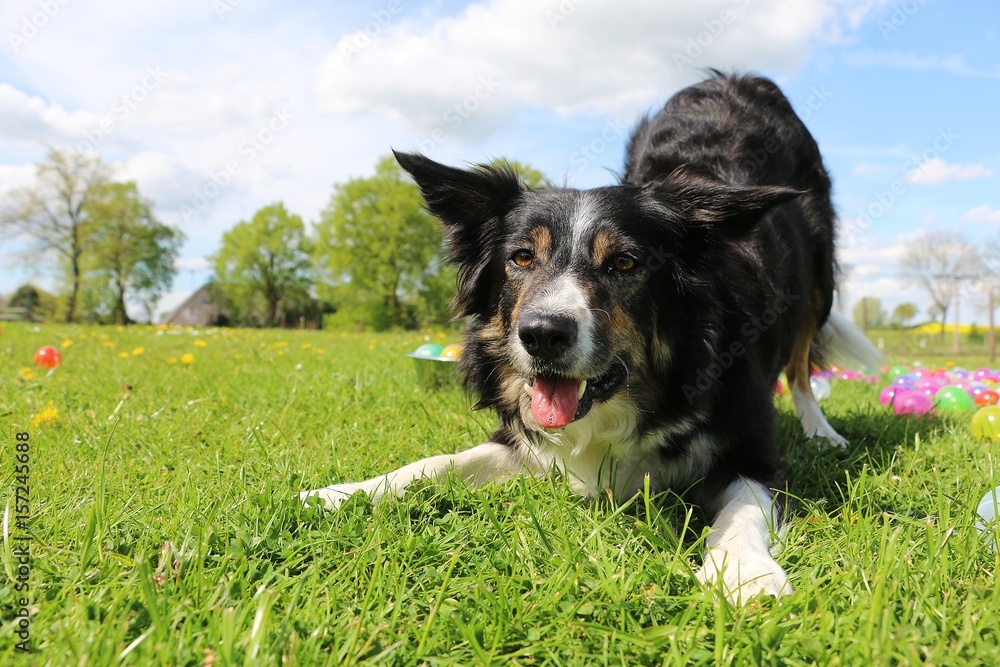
[813, 311, 883, 370]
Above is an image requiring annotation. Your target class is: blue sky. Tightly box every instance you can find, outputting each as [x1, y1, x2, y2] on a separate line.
[1, 0, 998, 322]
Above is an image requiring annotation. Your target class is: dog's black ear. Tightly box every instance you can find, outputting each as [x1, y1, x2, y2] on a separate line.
[393, 150, 523, 229]
[393, 150, 524, 318]
[656, 166, 803, 227]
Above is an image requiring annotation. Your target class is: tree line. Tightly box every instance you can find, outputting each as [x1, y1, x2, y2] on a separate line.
[1, 150, 544, 330]
[853, 230, 1000, 340]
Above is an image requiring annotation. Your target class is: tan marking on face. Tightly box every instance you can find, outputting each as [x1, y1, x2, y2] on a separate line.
[529, 226, 552, 262]
[591, 229, 619, 268]
[498, 368, 525, 413]
[607, 300, 645, 368]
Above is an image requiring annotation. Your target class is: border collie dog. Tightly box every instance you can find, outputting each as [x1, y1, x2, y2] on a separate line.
[302, 72, 880, 603]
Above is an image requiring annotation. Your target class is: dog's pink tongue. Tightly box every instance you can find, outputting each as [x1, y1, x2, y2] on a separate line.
[531, 375, 581, 429]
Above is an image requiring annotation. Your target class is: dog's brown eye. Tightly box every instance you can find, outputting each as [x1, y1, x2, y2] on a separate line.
[511, 249, 535, 268]
[612, 254, 636, 272]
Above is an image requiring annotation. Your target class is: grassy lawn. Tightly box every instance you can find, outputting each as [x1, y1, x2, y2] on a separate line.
[2, 321, 999, 665]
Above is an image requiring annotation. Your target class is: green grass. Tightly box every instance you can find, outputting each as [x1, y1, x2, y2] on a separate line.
[1, 321, 999, 665]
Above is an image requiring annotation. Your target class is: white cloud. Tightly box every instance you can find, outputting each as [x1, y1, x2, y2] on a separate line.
[904, 157, 991, 185]
[0, 162, 37, 197]
[0, 82, 100, 145]
[314, 0, 873, 139]
[841, 50, 1000, 79]
[961, 205, 1000, 224]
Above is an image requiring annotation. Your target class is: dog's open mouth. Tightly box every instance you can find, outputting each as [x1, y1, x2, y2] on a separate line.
[522, 365, 626, 429]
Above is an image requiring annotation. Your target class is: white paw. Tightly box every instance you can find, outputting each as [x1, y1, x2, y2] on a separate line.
[807, 424, 848, 448]
[299, 483, 367, 509]
[695, 548, 792, 604]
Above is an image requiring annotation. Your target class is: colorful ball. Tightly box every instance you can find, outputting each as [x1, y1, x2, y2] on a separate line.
[976, 486, 999, 551]
[34, 346, 61, 368]
[892, 390, 934, 417]
[974, 389, 1000, 407]
[971, 406, 1000, 442]
[879, 385, 902, 406]
[888, 364, 909, 379]
[440, 344, 463, 359]
[934, 385, 975, 412]
[413, 343, 444, 358]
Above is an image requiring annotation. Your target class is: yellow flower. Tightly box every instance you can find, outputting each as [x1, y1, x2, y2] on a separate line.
[316, 348, 325, 355]
[19, 367, 36, 381]
[277, 349, 285, 356]
[132, 347, 145, 356]
[116, 325, 124, 332]
[167, 357, 178, 364]
[301, 343, 312, 350]
[62, 339, 74, 347]
[181, 353, 195, 365]
[119, 352, 130, 359]
[101, 341, 116, 349]
[194, 340, 207, 348]
[31, 405, 59, 427]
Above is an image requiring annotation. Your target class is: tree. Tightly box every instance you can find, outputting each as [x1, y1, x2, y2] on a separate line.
[898, 231, 981, 338]
[84, 182, 184, 323]
[214, 203, 312, 327]
[889, 302, 918, 328]
[7, 284, 56, 320]
[1, 149, 112, 322]
[314, 156, 443, 330]
[490, 159, 548, 189]
[852, 296, 886, 331]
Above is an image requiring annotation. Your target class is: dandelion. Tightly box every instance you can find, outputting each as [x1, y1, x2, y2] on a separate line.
[31, 404, 59, 427]
[101, 341, 116, 349]
[181, 353, 195, 365]
[301, 343, 312, 350]
[316, 348, 325, 355]
[120, 352, 130, 359]
[19, 367, 35, 381]
[132, 347, 145, 356]
[62, 339, 74, 347]
[194, 340, 207, 348]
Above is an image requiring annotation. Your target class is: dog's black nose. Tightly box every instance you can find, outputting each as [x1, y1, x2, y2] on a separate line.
[518, 312, 578, 361]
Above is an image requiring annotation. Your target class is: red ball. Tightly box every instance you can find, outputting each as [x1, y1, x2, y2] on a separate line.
[34, 346, 61, 368]
[975, 389, 1000, 407]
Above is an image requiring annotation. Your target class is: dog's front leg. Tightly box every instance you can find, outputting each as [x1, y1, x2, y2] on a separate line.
[695, 478, 792, 604]
[299, 442, 524, 509]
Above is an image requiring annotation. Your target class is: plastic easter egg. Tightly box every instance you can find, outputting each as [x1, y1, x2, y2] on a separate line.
[810, 376, 831, 401]
[973, 368, 993, 382]
[892, 390, 934, 417]
[892, 374, 918, 390]
[976, 486, 999, 550]
[974, 389, 1000, 407]
[888, 364, 909, 379]
[34, 346, 61, 368]
[879, 385, 902, 406]
[934, 385, 975, 412]
[971, 406, 1000, 442]
[413, 343, 444, 358]
[440, 344, 463, 359]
